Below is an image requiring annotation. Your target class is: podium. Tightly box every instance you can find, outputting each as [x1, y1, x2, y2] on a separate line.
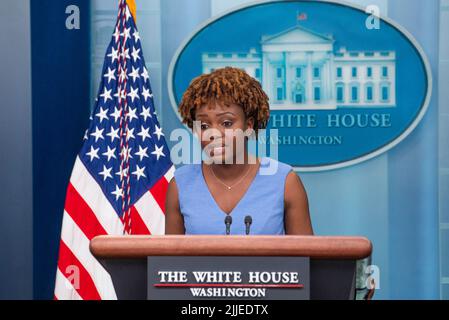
[90, 235, 372, 300]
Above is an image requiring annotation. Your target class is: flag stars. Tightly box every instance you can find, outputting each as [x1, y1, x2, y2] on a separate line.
[126, 107, 138, 122]
[135, 145, 149, 161]
[95, 107, 109, 124]
[141, 67, 149, 82]
[111, 185, 124, 201]
[99, 165, 113, 181]
[108, 47, 119, 63]
[125, 7, 132, 22]
[153, 125, 164, 141]
[128, 87, 139, 103]
[102, 146, 117, 161]
[121, 27, 131, 43]
[126, 127, 135, 141]
[140, 106, 152, 122]
[128, 66, 140, 82]
[131, 46, 141, 62]
[113, 27, 121, 44]
[132, 165, 146, 181]
[90, 126, 105, 142]
[142, 87, 152, 102]
[151, 145, 165, 160]
[107, 126, 120, 142]
[133, 30, 140, 43]
[100, 88, 113, 103]
[118, 67, 128, 82]
[120, 48, 130, 61]
[137, 125, 151, 142]
[114, 89, 127, 101]
[76, 6, 173, 216]
[115, 166, 129, 180]
[120, 146, 133, 161]
[110, 107, 122, 123]
[86, 146, 100, 162]
[103, 67, 116, 84]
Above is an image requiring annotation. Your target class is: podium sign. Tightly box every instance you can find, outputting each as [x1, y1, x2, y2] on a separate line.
[147, 256, 310, 300]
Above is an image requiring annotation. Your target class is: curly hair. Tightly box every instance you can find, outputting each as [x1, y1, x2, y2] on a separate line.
[178, 67, 270, 134]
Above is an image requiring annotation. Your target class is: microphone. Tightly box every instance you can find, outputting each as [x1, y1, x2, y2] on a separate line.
[224, 215, 232, 235]
[244, 215, 252, 235]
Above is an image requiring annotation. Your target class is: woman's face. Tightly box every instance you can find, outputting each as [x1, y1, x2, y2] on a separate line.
[194, 100, 254, 164]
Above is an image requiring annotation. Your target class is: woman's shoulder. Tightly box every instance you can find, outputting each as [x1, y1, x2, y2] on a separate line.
[173, 163, 201, 181]
[260, 157, 293, 176]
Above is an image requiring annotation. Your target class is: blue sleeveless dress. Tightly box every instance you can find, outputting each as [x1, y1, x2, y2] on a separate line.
[173, 157, 293, 235]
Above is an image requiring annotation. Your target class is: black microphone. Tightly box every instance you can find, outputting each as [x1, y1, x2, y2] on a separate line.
[224, 215, 232, 235]
[244, 215, 252, 235]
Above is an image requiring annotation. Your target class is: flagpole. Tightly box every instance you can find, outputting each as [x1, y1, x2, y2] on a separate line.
[126, 0, 137, 23]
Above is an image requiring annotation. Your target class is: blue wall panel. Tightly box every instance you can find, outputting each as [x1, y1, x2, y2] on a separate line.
[0, 0, 33, 300]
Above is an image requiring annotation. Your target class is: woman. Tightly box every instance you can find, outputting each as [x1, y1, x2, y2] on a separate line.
[165, 67, 313, 235]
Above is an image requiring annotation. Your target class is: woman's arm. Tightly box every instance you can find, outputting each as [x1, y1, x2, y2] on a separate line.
[164, 177, 186, 234]
[284, 171, 313, 235]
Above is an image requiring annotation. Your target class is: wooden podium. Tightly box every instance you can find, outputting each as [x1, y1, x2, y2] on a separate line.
[90, 235, 372, 300]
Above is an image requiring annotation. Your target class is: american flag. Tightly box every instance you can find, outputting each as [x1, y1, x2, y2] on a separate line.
[297, 12, 307, 21]
[54, 0, 174, 300]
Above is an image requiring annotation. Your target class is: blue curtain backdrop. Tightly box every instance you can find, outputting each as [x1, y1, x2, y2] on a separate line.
[23, 0, 444, 299]
[31, 0, 91, 299]
[387, 0, 440, 299]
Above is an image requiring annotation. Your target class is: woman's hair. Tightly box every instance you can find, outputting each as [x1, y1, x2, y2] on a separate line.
[178, 66, 270, 134]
